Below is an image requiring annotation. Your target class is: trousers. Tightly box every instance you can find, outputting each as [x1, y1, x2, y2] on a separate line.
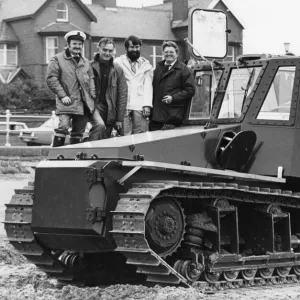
[123, 110, 148, 135]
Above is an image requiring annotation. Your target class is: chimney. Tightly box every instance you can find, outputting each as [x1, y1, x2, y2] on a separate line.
[172, 0, 188, 21]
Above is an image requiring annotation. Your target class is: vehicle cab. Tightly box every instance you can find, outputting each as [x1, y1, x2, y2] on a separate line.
[186, 8, 300, 179]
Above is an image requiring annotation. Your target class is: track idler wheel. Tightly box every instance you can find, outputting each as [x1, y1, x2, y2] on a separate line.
[145, 197, 185, 257]
[276, 266, 291, 277]
[258, 268, 274, 279]
[241, 268, 257, 280]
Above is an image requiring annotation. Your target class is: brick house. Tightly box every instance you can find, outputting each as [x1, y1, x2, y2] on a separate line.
[0, 0, 244, 84]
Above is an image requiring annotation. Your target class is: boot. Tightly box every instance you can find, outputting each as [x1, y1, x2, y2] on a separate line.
[52, 135, 65, 147]
[69, 137, 81, 145]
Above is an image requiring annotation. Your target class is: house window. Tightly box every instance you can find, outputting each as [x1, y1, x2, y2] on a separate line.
[46, 37, 58, 63]
[0, 44, 18, 66]
[150, 46, 163, 68]
[57, 2, 68, 22]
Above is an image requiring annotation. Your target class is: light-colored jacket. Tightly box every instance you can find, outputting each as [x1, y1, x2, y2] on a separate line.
[46, 50, 96, 115]
[114, 55, 153, 111]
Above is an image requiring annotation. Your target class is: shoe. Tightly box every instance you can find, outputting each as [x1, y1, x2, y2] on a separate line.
[52, 136, 65, 147]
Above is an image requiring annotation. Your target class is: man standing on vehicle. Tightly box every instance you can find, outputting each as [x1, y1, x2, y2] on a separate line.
[46, 30, 95, 147]
[114, 36, 153, 135]
[88, 37, 127, 140]
[150, 41, 195, 130]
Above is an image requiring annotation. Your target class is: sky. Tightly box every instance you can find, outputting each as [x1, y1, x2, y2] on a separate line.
[116, 0, 300, 55]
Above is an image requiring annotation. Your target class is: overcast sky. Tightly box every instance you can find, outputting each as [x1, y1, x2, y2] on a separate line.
[116, 0, 300, 55]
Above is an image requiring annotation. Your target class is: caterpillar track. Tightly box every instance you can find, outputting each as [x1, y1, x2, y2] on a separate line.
[111, 180, 300, 289]
[5, 180, 300, 290]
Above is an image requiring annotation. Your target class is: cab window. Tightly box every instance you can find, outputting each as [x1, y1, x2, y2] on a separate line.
[256, 66, 295, 121]
[189, 69, 223, 119]
[218, 67, 262, 119]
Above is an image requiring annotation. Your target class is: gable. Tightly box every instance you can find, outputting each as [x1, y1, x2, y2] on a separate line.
[35, 0, 94, 34]
[0, 0, 96, 22]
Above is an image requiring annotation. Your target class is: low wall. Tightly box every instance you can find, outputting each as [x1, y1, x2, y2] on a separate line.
[0, 146, 50, 174]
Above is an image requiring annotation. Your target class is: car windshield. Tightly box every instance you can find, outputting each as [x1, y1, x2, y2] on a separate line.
[218, 66, 262, 119]
[42, 118, 59, 128]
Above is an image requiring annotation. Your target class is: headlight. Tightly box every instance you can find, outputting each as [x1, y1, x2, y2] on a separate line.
[31, 132, 35, 137]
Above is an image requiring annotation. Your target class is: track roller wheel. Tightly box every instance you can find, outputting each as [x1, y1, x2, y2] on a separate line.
[180, 260, 202, 282]
[292, 266, 300, 276]
[223, 270, 239, 281]
[145, 197, 185, 257]
[241, 268, 257, 280]
[258, 268, 274, 279]
[203, 270, 221, 283]
[173, 259, 185, 273]
[276, 266, 291, 277]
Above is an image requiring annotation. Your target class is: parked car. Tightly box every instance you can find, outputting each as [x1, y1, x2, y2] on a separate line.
[0, 121, 28, 131]
[19, 117, 91, 146]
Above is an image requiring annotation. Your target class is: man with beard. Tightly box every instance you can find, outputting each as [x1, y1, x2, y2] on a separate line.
[114, 36, 153, 135]
[46, 31, 95, 147]
[88, 37, 127, 140]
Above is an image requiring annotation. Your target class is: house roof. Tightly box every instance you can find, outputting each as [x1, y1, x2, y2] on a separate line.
[90, 5, 177, 41]
[208, 0, 245, 29]
[0, 0, 47, 21]
[39, 22, 87, 34]
[149, 0, 244, 30]
[0, 0, 96, 22]
[0, 67, 30, 83]
[0, 22, 19, 43]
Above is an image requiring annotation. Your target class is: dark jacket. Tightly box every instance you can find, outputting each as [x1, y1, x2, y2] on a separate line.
[91, 54, 127, 124]
[46, 49, 96, 115]
[151, 59, 195, 124]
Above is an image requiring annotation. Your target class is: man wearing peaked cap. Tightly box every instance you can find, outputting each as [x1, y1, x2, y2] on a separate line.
[46, 30, 96, 147]
[64, 30, 86, 42]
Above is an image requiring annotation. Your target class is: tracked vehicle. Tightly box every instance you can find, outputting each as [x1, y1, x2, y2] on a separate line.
[5, 8, 300, 289]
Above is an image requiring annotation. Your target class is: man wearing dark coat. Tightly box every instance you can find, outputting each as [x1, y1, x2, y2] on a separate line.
[88, 37, 127, 140]
[150, 41, 195, 131]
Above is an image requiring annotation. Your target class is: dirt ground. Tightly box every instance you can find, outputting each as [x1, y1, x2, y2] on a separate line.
[1, 240, 300, 300]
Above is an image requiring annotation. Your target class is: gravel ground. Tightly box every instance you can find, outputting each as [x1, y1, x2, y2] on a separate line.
[2, 240, 300, 300]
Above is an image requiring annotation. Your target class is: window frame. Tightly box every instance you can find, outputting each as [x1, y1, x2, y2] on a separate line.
[46, 37, 58, 63]
[150, 46, 163, 68]
[256, 66, 295, 122]
[0, 44, 18, 66]
[56, 1, 68, 22]
[247, 60, 300, 127]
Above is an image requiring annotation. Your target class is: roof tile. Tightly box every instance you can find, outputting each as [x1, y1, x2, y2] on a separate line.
[90, 5, 177, 40]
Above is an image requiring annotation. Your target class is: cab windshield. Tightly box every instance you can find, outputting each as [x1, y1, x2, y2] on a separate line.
[218, 67, 262, 119]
